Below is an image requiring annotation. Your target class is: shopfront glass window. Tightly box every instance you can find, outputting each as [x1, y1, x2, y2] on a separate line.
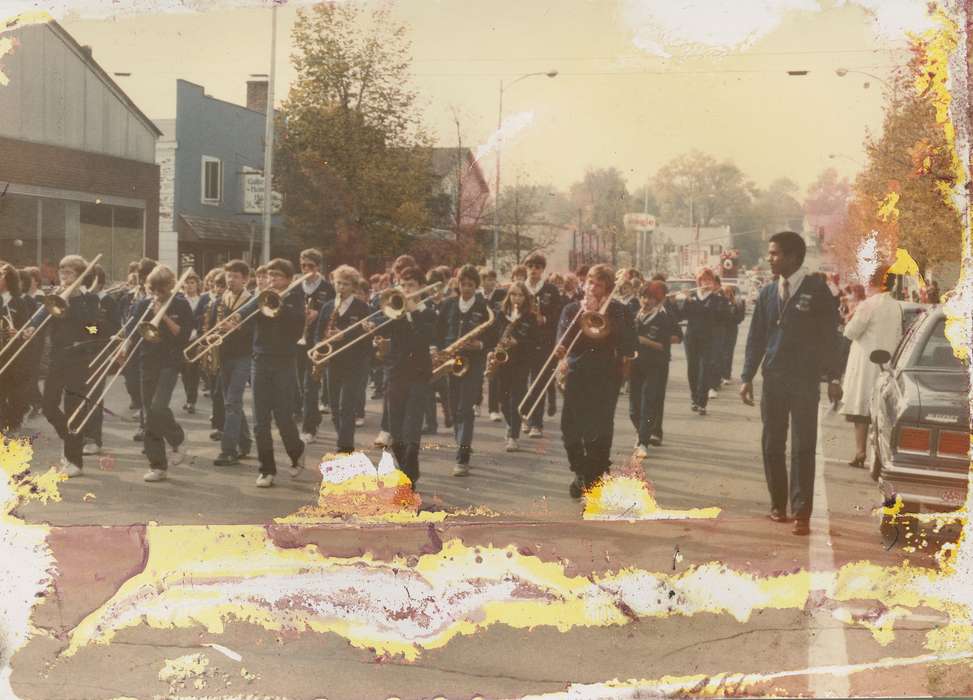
[42, 198, 68, 284]
[0, 194, 38, 268]
[79, 203, 143, 282]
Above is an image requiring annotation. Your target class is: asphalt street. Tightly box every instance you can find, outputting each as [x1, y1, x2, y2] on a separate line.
[9, 317, 963, 699]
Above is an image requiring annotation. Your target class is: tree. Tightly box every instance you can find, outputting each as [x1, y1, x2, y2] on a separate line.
[569, 168, 629, 266]
[275, 3, 434, 266]
[652, 151, 754, 228]
[831, 43, 961, 278]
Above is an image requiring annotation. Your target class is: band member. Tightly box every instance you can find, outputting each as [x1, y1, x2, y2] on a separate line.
[252, 258, 306, 487]
[510, 265, 527, 284]
[354, 278, 372, 426]
[478, 267, 505, 423]
[629, 281, 680, 457]
[295, 248, 335, 444]
[312, 265, 371, 453]
[19, 266, 44, 417]
[81, 264, 122, 456]
[179, 270, 204, 415]
[213, 260, 254, 466]
[523, 252, 563, 435]
[122, 258, 157, 440]
[204, 270, 227, 440]
[0, 262, 31, 433]
[492, 281, 538, 452]
[34, 256, 101, 477]
[119, 265, 193, 482]
[421, 267, 450, 436]
[557, 264, 636, 498]
[373, 266, 435, 485]
[721, 284, 746, 385]
[678, 267, 730, 416]
[373, 254, 417, 448]
[254, 265, 270, 292]
[444, 264, 496, 476]
[562, 273, 581, 306]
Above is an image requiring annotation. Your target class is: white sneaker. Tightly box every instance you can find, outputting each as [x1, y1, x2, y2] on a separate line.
[452, 463, 470, 477]
[505, 437, 518, 452]
[62, 459, 83, 478]
[143, 469, 167, 482]
[82, 442, 100, 456]
[289, 452, 305, 478]
[708, 389, 718, 399]
[169, 446, 187, 466]
[635, 444, 649, 458]
[373, 430, 391, 447]
[489, 412, 503, 422]
[528, 427, 543, 439]
[473, 405, 481, 417]
[256, 473, 274, 488]
[355, 417, 365, 427]
[300, 432, 315, 445]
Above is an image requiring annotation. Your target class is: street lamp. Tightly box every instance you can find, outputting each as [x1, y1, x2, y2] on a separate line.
[493, 69, 558, 271]
[835, 67, 889, 90]
[828, 153, 864, 166]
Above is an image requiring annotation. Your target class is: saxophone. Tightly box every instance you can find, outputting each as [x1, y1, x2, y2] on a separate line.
[310, 310, 336, 383]
[430, 306, 495, 381]
[200, 293, 224, 378]
[485, 311, 521, 378]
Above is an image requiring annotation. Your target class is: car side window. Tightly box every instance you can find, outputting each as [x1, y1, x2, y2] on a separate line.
[891, 315, 925, 368]
[916, 319, 964, 369]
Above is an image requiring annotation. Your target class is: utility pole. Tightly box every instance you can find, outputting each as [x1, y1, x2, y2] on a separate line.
[261, 3, 277, 265]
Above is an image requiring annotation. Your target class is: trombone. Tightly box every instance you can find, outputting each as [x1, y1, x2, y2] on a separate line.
[430, 305, 495, 381]
[138, 267, 195, 343]
[183, 272, 311, 363]
[307, 281, 443, 369]
[517, 294, 613, 423]
[0, 253, 103, 380]
[84, 303, 152, 389]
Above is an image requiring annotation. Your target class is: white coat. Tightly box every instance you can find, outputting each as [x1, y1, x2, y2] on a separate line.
[840, 292, 903, 417]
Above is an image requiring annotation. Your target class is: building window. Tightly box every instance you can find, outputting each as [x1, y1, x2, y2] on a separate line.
[202, 156, 223, 205]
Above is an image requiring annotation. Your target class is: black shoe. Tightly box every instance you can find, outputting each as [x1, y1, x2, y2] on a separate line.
[186, 403, 196, 415]
[239, 443, 252, 459]
[648, 436, 662, 447]
[792, 518, 810, 536]
[132, 429, 144, 442]
[547, 402, 556, 417]
[569, 476, 585, 500]
[768, 509, 789, 523]
[691, 404, 699, 412]
[209, 430, 223, 441]
[214, 452, 240, 467]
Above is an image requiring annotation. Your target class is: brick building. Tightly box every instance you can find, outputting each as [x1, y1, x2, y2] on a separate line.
[0, 16, 160, 283]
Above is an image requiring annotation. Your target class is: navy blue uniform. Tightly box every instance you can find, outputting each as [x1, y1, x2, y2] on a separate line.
[721, 297, 746, 382]
[741, 273, 842, 520]
[83, 291, 122, 447]
[423, 295, 453, 434]
[42, 292, 101, 469]
[444, 294, 497, 464]
[558, 298, 636, 485]
[629, 306, 679, 447]
[313, 295, 372, 452]
[681, 290, 731, 410]
[525, 280, 563, 428]
[0, 293, 33, 431]
[296, 277, 336, 435]
[127, 294, 193, 470]
[215, 289, 255, 458]
[252, 287, 305, 476]
[119, 288, 145, 415]
[494, 309, 538, 440]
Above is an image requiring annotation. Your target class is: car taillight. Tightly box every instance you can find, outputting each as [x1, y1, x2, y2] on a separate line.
[898, 427, 931, 453]
[938, 430, 970, 457]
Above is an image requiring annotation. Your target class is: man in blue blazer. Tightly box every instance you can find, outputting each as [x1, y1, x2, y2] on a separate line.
[739, 231, 843, 536]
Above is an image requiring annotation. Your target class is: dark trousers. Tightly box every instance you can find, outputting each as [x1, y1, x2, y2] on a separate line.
[220, 354, 252, 455]
[0, 356, 30, 431]
[561, 366, 621, 482]
[123, 359, 142, 409]
[26, 349, 43, 410]
[141, 364, 184, 470]
[300, 362, 322, 435]
[685, 335, 715, 408]
[181, 361, 200, 405]
[356, 357, 369, 418]
[83, 378, 104, 447]
[652, 362, 670, 441]
[388, 376, 429, 482]
[760, 375, 819, 519]
[487, 374, 500, 414]
[525, 341, 554, 429]
[252, 355, 304, 475]
[722, 325, 739, 380]
[629, 365, 666, 446]
[42, 354, 86, 468]
[380, 366, 391, 433]
[327, 362, 367, 451]
[498, 362, 530, 439]
[449, 356, 485, 451]
[210, 372, 225, 430]
[425, 375, 450, 430]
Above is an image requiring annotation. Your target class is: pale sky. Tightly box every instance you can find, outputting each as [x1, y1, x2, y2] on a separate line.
[7, 0, 932, 195]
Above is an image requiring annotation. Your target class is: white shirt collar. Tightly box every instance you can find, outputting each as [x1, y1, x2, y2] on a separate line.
[526, 278, 544, 296]
[336, 294, 354, 316]
[697, 289, 712, 301]
[779, 267, 807, 300]
[1, 291, 10, 305]
[302, 276, 321, 295]
[638, 305, 660, 323]
[458, 294, 476, 313]
[97, 290, 107, 300]
[506, 307, 520, 323]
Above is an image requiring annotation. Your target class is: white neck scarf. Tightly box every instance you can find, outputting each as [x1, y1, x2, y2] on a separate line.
[526, 278, 544, 296]
[458, 295, 476, 314]
[337, 294, 354, 317]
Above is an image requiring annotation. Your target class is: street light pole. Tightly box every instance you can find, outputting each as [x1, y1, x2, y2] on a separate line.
[492, 69, 557, 272]
[261, 3, 277, 265]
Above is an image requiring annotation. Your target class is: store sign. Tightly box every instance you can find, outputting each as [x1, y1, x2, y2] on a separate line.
[242, 171, 282, 214]
[624, 212, 656, 232]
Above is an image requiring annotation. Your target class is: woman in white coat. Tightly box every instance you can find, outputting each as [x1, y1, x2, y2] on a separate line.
[840, 266, 902, 468]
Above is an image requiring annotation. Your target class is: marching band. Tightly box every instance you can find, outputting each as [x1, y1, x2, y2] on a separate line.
[0, 248, 748, 500]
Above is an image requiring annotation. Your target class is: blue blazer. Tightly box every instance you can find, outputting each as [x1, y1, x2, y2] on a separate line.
[741, 273, 842, 385]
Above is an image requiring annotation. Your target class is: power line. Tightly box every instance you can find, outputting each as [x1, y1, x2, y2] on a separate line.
[413, 63, 898, 78]
[412, 46, 909, 63]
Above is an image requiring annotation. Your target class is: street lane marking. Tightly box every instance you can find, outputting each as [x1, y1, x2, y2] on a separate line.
[808, 402, 851, 698]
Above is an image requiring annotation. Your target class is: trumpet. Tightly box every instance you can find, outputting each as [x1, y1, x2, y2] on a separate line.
[430, 305, 495, 381]
[0, 253, 103, 380]
[183, 273, 312, 363]
[518, 294, 613, 422]
[138, 268, 195, 343]
[307, 281, 443, 368]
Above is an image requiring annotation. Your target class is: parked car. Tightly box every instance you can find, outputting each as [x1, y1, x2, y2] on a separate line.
[867, 306, 970, 522]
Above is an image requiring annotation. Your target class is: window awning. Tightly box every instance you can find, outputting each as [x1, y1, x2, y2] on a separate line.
[178, 214, 301, 248]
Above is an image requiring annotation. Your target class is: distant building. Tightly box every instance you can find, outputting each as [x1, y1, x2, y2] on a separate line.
[154, 79, 298, 274]
[427, 147, 490, 233]
[0, 17, 160, 283]
[654, 225, 732, 277]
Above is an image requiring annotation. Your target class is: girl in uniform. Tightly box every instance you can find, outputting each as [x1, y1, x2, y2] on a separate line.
[492, 281, 538, 452]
